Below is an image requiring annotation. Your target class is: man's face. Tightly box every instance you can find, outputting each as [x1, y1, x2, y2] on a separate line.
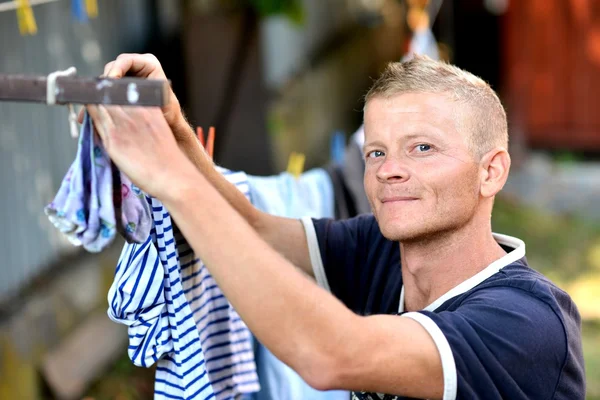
[363, 92, 481, 242]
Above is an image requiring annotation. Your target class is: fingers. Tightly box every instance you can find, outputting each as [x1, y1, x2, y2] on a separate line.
[102, 61, 115, 77]
[86, 105, 115, 147]
[77, 105, 85, 124]
[102, 53, 165, 80]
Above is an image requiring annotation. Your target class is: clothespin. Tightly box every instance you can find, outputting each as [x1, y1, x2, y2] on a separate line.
[15, 0, 38, 36]
[72, 0, 97, 22]
[72, 0, 86, 22]
[196, 126, 216, 160]
[85, 0, 98, 18]
[47, 67, 79, 139]
[286, 151, 305, 178]
[206, 126, 215, 160]
[330, 131, 346, 165]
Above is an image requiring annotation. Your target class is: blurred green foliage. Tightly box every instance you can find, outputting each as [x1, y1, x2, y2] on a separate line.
[248, 0, 304, 24]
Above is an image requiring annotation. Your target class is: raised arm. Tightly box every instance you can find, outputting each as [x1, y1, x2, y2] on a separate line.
[91, 53, 315, 277]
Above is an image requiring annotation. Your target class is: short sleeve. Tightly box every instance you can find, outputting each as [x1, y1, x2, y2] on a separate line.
[302, 214, 400, 314]
[403, 286, 569, 400]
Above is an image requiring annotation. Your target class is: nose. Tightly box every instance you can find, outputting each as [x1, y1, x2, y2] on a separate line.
[376, 155, 410, 184]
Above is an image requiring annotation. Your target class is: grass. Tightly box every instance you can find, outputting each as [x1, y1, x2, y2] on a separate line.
[584, 320, 600, 399]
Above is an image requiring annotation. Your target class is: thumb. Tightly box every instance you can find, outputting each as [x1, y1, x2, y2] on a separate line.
[77, 105, 85, 124]
[86, 105, 115, 149]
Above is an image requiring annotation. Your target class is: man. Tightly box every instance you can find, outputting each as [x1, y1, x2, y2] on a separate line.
[86, 53, 585, 399]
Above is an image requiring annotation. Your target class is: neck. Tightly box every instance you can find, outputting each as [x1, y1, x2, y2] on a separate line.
[400, 216, 507, 312]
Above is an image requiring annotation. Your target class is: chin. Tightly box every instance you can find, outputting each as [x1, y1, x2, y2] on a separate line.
[377, 219, 420, 242]
[380, 226, 421, 242]
[376, 211, 446, 243]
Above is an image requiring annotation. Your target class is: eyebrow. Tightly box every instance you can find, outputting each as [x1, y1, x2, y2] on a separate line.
[362, 140, 386, 153]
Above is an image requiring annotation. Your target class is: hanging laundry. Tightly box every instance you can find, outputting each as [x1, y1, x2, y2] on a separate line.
[246, 169, 348, 400]
[45, 113, 153, 251]
[330, 131, 346, 165]
[401, 28, 440, 62]
[247, 169, 334, 219]
[339, 125, 371, 217]
[108, 169, 260, 400]
[112, 166, 154, 244]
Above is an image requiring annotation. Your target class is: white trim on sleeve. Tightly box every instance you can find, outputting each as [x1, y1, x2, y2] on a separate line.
[403, 312, 457, 400]
[300, 217, 332, 293]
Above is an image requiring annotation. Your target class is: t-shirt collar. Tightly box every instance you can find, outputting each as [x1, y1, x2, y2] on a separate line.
[398, 233, 526, 313]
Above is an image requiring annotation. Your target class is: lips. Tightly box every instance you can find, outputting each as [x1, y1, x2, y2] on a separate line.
[381, 196, 419, 203]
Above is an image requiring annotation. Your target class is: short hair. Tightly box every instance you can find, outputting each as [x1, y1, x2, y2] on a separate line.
[365, 55, 508, 159]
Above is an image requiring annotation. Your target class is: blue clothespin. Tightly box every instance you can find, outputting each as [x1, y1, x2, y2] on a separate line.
[330, 131, 346, 165]
[72, 0, 88, 22]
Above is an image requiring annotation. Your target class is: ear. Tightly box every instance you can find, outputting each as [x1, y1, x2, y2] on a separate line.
[479, 147, 511, 198]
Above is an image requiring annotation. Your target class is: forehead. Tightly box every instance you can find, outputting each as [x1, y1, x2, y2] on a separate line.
[364, 92, 464, 140]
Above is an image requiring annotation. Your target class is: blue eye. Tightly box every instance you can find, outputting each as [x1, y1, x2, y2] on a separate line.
[416, 144, 432, 152]
[367, 150, 385, 158]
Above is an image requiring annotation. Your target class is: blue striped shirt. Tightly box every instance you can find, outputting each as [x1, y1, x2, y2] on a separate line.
[107, 170, 260, 399]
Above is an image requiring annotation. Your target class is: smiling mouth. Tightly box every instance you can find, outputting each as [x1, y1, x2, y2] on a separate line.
[381, 197, 419, 203]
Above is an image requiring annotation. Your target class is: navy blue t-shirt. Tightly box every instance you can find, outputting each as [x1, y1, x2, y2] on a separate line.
[308, 214, 585, 400]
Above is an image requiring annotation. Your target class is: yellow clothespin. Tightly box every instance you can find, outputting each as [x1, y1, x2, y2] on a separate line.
[85, 0, 98, 18]
[286, 152, 305, 178]
[15, 0, 38, 36]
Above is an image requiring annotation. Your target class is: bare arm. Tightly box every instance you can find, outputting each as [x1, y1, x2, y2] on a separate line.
[172, 118, 314, 276]
[96, 53, 314, 276]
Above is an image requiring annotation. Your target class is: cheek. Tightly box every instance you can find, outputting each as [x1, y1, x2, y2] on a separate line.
[363, 173, 378, 209]
[431, 166, 480, 206]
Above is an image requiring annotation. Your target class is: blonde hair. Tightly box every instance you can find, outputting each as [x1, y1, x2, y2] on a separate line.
[365, 55, 508, 159]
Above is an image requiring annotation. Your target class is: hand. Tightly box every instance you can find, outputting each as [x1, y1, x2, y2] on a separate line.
[79, 54, 192, 142]
[86, 104, 197, 200]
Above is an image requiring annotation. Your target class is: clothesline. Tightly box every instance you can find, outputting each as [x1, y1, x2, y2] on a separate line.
[0, 0, 61, 13]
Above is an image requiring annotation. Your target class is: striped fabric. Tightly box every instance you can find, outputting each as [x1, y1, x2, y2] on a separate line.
[108, 170, 260, 400]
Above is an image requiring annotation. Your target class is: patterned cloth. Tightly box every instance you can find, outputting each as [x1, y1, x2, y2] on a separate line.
[108, 170, 260, 400]
[45, 113, 151, 252]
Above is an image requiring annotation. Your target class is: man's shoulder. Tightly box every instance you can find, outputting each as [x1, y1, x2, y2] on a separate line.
[474, 261, 578, 318]
[441, 261, 582, 360]
[431, 262, 585, 399]
[447, 261, 577, 318]
[313, 213, 391, 246]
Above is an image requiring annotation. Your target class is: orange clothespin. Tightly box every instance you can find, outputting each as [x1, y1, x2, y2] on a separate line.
[206, 126, 215, 160]
[15, 0, 38, 36]
[196, 126, 216, 160]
